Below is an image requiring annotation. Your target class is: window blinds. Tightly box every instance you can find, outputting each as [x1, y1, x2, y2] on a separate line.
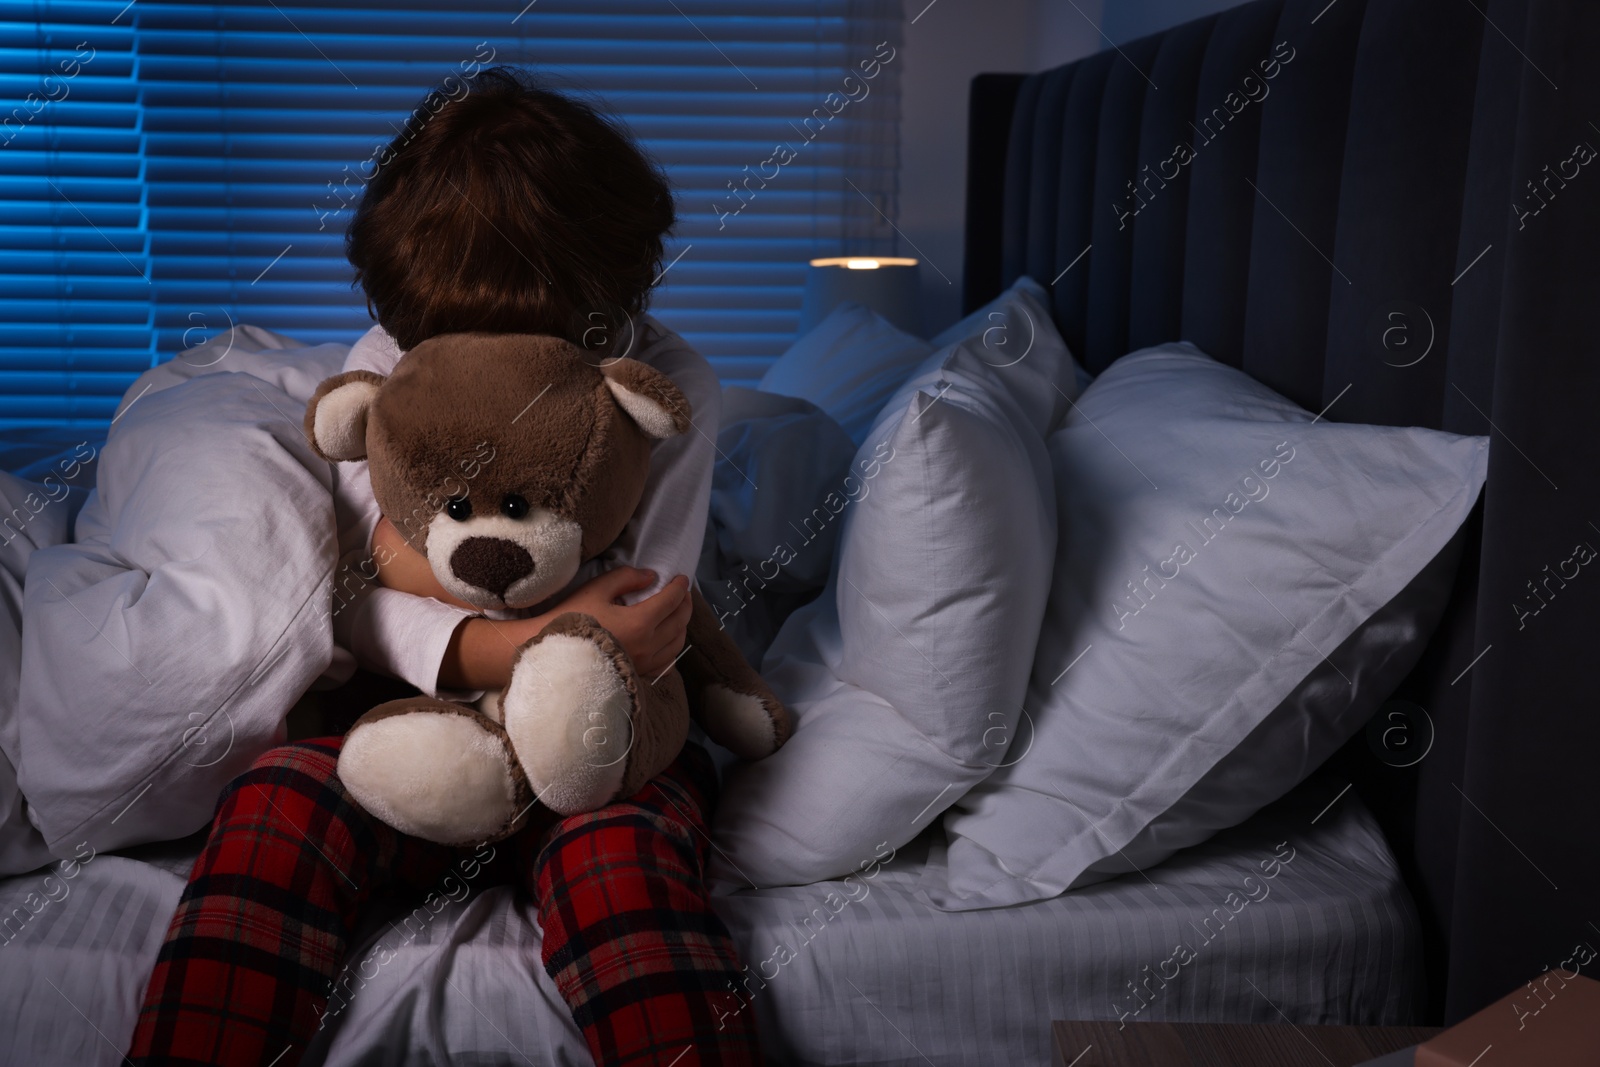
[2, 1, 143, 429]
[2, 0, 903, 430]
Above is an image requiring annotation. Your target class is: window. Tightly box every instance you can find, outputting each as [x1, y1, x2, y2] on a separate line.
[2, 0, 903, 430]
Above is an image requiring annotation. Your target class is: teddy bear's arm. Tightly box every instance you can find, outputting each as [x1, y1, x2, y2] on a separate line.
[677, 588, 793, 760]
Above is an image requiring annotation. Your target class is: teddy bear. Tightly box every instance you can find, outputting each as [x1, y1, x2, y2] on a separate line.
[302, 331, 791, 846]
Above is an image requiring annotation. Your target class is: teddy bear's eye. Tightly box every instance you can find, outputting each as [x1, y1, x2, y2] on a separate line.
[500, 493, 529, 520]
[446, 496, 472, 522]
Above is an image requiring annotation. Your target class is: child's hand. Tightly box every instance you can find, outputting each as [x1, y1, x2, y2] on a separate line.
[561, 568, 693, 678]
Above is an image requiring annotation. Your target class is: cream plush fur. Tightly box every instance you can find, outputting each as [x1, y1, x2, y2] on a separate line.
[605, 377, 683, 439]
[503, 633, 633, 816]
[311, 378, 382, 462]
[340, 711, 521, 844]
[424, 508, 583, 610]
[698, 685, 778, 762]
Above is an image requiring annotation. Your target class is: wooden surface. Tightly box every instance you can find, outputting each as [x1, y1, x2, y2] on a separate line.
[1051, 1021, 1445, 1067]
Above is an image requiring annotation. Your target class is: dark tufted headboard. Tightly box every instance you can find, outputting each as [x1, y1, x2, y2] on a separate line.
[963, 0, 1599, 1024]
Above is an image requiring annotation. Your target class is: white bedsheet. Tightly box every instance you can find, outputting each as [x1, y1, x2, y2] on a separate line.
[0, 775, 1421, 1066]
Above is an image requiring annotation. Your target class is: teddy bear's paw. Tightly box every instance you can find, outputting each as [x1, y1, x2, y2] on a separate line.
[338, 699, 530, 846]
[476, 688, 505, 724]
[502, 614, 638, 816]
[698, 684, 790, 760]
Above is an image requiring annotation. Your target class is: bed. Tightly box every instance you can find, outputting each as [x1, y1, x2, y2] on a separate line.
[1, 776, 1418, 1067]
[0, 376, 1429, 1067]
[2, 0, 1596, 1063]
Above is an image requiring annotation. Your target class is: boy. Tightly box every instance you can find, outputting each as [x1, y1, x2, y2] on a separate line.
[129, 68, 760, 1067]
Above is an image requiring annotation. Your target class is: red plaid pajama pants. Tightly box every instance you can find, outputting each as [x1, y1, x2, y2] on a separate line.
[127, 736, 759, 1067]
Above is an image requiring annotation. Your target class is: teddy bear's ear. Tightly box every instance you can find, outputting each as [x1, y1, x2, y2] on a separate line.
[304, 370, 387, 461]
[598, 359, 692, 439]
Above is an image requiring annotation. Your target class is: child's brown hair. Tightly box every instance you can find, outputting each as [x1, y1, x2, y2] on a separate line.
[346, 67, 675, 352]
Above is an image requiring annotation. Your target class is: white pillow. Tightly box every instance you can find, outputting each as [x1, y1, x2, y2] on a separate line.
[703, 388, 856, 592]
[929, 275, 1096, 397]
[1076, 529, 1463, 884]
[712, 326, 1088, 887]
[921, 343, 1489, 910]
[758, 302, 932, 445]
[696, 388, 857, 666]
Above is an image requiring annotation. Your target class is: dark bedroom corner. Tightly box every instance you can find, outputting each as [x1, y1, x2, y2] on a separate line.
[0, 1, 1595, 1065]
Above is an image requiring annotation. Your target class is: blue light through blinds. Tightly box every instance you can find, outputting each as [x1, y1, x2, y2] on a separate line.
[2, 0, 903, 430]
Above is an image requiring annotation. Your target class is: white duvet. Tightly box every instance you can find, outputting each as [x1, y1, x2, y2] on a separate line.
[0, 327, 350, 871]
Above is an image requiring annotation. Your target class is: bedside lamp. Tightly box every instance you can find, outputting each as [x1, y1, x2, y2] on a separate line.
[798, 256, 921, 338]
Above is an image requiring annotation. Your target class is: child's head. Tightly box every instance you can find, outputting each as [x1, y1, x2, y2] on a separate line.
[346, 67, 674, 352]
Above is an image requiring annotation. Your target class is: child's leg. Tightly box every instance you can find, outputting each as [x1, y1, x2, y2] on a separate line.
[128, 737, 465, 1067]
[527, 742, 760, 1067]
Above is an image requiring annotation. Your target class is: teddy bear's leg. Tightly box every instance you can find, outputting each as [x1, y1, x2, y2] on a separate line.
[337, 698, 534, 846]
[678, 587, 793, 760]
[476, 688, 504, 723]
[500, 612, 691, 816]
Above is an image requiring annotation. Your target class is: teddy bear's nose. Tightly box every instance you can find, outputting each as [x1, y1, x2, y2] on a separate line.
[450, 537, 534, 597]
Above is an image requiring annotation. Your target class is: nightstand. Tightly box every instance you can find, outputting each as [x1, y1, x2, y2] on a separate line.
[1051, 1020, 1444, 1067]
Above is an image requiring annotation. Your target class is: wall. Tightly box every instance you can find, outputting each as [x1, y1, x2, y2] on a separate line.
[895, 0, 1236, 334]
[896, 0, 1102, 334]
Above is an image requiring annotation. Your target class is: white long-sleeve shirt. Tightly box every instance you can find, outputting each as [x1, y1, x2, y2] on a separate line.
[316, 319, 719, 698]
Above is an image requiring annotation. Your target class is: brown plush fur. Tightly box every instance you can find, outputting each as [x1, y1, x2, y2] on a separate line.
[680, 587, 792, 752]
[304, 332, 791, 842]
[314, 334, 662, 561]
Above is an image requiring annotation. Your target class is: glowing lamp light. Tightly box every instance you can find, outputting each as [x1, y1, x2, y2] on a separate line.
[799, 256, 921, 337]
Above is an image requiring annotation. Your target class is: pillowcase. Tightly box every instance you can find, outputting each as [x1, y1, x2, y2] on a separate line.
[711, 324, 1089, 887]
[1075, 526, 1463, 884]
[920, 342, 1489, 909]
[929, 275, 1096, 397]
[758, 302, 932, 445]
[695, 388, 857, 666]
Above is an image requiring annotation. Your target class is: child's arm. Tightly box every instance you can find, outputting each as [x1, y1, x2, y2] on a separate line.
[368, 514, 475, 610]
[439, 569, 692, 691]
[370, 515, 693, 690]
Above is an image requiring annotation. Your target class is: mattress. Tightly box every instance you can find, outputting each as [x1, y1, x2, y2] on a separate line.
[0, 772, 1421, 1066]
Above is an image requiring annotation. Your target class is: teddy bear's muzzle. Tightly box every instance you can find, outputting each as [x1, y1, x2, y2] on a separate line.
[450, 536, 535, 598]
